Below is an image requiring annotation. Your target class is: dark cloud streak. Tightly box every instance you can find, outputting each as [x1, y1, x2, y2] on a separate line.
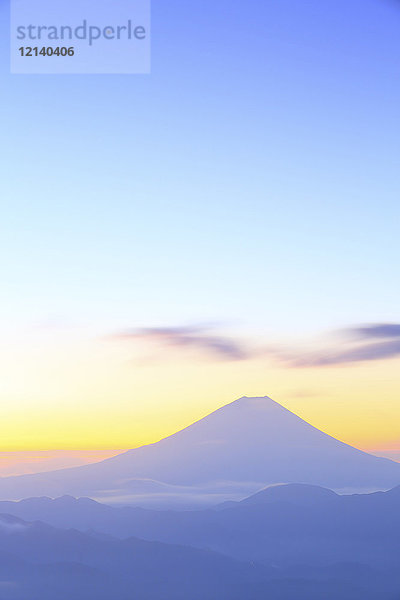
[288, 340, 400, 368]
[284, 323, 400, 367]
[111, 326, 249, 361]
[349, 323, 400, 340]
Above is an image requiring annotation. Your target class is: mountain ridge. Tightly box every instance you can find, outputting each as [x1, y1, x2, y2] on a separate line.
[0, 396, 399, 506]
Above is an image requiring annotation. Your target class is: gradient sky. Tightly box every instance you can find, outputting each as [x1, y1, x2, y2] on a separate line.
[0, 0, 399, 459]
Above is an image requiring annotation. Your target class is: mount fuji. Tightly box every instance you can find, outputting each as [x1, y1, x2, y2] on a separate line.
[0, 396, 399, 507]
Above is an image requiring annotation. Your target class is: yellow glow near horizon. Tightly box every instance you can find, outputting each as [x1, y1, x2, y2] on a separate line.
[1, 330, 399, 454]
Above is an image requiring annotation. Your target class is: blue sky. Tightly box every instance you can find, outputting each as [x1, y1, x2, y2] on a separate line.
[1, 0, 400, 454]
[1, 0, 400, 336]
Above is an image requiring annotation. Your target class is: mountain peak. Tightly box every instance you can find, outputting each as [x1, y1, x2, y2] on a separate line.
[234, 395, 278, 403]
[165, 395, 298, 444]
[200, 395, 304, 430]
[229, 396, 287, 410]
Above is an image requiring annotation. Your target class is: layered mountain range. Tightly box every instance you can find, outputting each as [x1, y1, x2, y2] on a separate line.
[1, 483, 400, 599]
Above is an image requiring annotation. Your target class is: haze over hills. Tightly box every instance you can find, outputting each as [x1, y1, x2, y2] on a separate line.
[2, 485, 400, 599]
[0, 396, 399, 506]
[0, 513, 273, 600]
[4, 483, 400, 561]
[0, 508, 393, 600]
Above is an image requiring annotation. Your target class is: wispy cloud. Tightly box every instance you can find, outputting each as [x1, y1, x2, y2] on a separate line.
[285, 340, 400, 367]
[110, 326, 250, 362]
[281, 323, 400, 368]
[0, 518, 28, 533]
[108, 322, 400, 368]
[348, 323, 400, 340]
